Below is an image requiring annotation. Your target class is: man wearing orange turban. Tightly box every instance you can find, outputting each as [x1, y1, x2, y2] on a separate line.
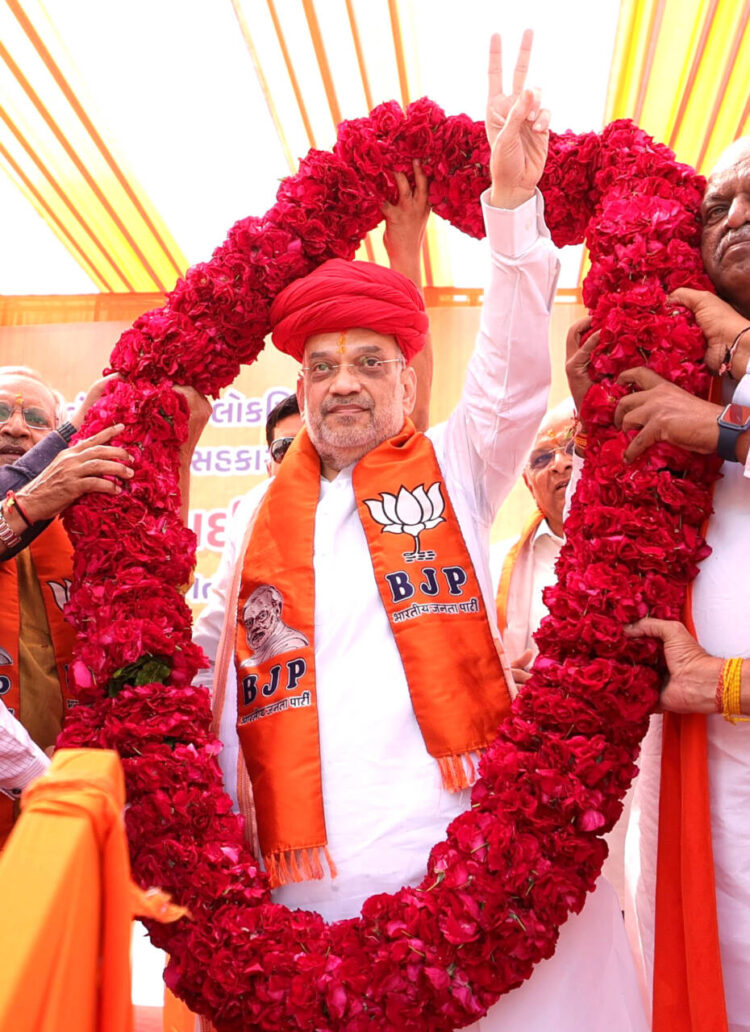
[194, 32, 647, 1031]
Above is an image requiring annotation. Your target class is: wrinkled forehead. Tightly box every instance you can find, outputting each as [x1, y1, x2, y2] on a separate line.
[302, 327, 401, 360]
[704, 139, 750, 198]
[532, 416, 575, 451]
[0, 374, 57, 415]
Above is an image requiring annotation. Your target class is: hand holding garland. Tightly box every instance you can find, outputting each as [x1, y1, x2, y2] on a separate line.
[382, 159, 434, 430]
[625, 619, 750, 719]
[670, 288, 750, 379]
[8, 424, 134, 527]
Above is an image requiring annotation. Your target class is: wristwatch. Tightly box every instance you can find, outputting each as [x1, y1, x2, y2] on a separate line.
[716, 403, 750, 462]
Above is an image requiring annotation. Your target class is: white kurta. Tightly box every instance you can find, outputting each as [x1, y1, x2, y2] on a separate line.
[490, 518, 564, 664]
[0, 698, 49, 797]
[193, 192, 646, 1032]
[625, 372, 750, 1032]
[490, 521, 632, 909]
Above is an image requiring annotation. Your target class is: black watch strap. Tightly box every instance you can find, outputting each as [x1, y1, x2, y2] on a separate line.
[56, 421, 77, 444]
[718, 422, 742, 462]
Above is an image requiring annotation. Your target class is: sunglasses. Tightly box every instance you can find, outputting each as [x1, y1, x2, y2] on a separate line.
[269, 436, 296, 464]
[0, 401, 53, 430]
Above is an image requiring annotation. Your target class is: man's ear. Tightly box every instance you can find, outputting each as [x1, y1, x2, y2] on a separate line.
[522, 469, 532, 493]
[295, 374, 306, 418]
[401, 364, 418, 415]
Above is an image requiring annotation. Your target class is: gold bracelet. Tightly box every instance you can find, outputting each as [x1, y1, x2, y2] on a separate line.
[721, 657, 748, 724]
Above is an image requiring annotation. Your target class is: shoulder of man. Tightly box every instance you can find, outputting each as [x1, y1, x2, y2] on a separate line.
[226, 479, 273, 538]
[489, 534, 522, 593]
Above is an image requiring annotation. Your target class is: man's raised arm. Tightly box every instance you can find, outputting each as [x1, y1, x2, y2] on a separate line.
[436, 30, 559, 522]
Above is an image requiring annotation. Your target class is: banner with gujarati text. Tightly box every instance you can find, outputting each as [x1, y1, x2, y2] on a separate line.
[0, 301, 578, 615]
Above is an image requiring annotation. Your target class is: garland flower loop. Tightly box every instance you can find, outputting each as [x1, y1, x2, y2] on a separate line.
[58, 100, 720, 1031]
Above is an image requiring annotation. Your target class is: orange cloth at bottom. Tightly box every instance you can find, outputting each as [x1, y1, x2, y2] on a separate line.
[0, 749, 186, 1032]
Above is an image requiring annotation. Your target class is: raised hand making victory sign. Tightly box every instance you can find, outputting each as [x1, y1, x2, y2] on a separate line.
[486, 30, 550, 210]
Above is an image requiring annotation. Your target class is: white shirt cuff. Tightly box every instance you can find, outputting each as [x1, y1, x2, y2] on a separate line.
[481, 188, 550, 259]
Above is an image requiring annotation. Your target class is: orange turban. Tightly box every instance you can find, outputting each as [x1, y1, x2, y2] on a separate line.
[270, 259, 429, 362]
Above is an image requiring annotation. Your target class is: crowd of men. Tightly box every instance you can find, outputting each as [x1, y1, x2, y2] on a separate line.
[2, 28, 749, 1032]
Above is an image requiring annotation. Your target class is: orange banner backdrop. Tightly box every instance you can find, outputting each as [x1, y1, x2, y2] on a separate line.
[0, 301, 577, 616]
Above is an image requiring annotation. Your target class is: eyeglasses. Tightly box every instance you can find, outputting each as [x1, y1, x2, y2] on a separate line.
[527, 437, 575, 472]
[301, 355, 404, 383]
[269, 436, 296, 464]
[0, 402, 53, 430]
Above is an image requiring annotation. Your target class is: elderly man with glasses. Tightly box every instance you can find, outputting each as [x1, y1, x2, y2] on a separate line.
[193, 32, 646, 1031]
[492, 398, 575, 684]
[0, 365, 134, 843]
[0, 365, 209, 844]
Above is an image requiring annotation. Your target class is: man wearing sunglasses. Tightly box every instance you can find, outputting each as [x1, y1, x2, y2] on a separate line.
[265, 394, 302, 476]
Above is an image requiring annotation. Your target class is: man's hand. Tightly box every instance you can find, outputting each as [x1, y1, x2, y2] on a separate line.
[486, 30, 550, 209]
[510, 648, 533, 690]
[669, 288, 750, 378]
[624, 618, 721, 713]
[175, 386, 212, 524]
[15, 424, 133, 524]
[175, 386, 212, 457]
[382, 160, 430, 287]
[565, 317, 597, 413]
[614, 367, 722, 461]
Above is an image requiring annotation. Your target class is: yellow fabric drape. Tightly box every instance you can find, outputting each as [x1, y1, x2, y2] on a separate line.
[605, 0, 750, 174]
[0, 749, 186, 1032]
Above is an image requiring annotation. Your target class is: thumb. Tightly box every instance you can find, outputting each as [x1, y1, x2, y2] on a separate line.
[511, 648, 534, 669]
[668, 287, 707, 313]
[504, 87, 536, 132]
[624, 617, 675, 641]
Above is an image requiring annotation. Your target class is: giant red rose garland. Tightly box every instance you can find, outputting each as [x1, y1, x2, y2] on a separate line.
[57, 100, 720, 1031]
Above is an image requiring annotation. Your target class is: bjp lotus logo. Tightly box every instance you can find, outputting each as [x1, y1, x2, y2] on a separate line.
[364, 483, 445, 562]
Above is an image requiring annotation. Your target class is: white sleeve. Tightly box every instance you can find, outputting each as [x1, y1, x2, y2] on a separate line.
[729, 372, 750, 481]
[432, 188, 559, 525]
[0, 700, 50, 797]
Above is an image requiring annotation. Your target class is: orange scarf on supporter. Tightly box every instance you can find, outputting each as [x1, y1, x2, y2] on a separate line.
[233, 421, 512, 886]
[0, 520, 77, 844]
[495, 508, 544, 637]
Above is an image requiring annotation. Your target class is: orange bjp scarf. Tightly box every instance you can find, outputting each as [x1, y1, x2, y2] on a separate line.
[233, 421, 512, 886]
[0, 519, 77, 846]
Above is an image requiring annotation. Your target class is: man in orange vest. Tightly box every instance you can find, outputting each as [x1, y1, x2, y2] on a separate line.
[194, 34, 647, 1031]
[566, 137, 750, 1031]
